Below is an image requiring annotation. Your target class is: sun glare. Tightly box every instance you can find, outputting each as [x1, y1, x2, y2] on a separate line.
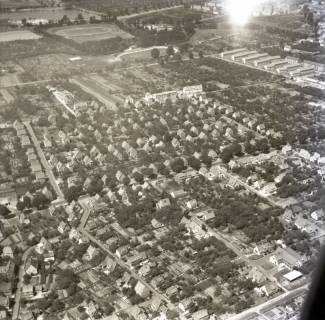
[225, 0, 262, 26]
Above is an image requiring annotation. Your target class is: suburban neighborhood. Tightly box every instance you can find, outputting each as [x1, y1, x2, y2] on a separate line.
[0, 0, 325, 319]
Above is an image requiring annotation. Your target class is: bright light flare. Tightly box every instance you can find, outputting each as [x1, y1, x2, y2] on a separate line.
[224, 0, 263, 25]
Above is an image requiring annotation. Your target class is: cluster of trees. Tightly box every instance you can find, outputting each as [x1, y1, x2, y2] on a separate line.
[17, 193, 50, 211]
[185, 176, 284, 242]
[163, 56, 270, 89]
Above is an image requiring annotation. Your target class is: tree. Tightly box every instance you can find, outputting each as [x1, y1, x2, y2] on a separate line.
[17, 201, 25, 212]
[151, 48, 160, 59]
[60, 15, 71, 25]
[166, 45, 175, 56]
[188, 156, 201, 170]
[307, 11, 314, 26]
[170, 158, 186, 173]
[76, 13, 85, 24]
[23, 274, 31, 285]
[184, 21, 195, 35]
[198, 50, 204, 59]
[188, 51, 194, 59]
[50, 299, 65, 313]
[0, 205, 10, 217]
[32, 193, 50, 209]
[65, 185, 82, 203]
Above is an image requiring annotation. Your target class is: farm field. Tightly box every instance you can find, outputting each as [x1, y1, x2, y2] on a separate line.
[0, 30, 42, 42]
[19, 53, 110, 79]
[48, 23, 133, 44]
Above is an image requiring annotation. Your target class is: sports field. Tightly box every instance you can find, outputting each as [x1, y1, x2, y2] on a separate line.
[49, 24, 133, 44]
[0, 30, 42, 42]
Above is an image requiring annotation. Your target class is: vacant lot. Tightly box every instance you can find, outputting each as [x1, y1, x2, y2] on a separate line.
[49, 24, 133, 44]
[0, 30, 42, 42]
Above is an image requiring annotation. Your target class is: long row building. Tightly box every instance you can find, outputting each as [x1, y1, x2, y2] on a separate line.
[219, 48, 320, 78]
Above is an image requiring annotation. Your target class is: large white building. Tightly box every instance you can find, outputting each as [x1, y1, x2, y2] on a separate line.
[231, 51, 257, 61]
[242, 53, 268, 64]
[220, 48, 247, 59]
[254, 56, 281, 67]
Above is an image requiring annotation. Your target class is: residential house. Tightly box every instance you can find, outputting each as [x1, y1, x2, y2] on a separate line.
[134, 281, 150, 298]
[151, 218, 164, 229]
[22, 284, 34, 299]
[195, 208, 215, 221]
[115, 245, 128, 259]
[257, 282, 278, 297]
[181, 217, 207, 239]
[102, 256, 116, 274]
[44, 251, 55, 263]
[0, 296, 9, 310]
[156, 198, 171, 210]
[116, 171, 126, 183]
[311, 209, 325, 221]
[2, 246, 13, 259]
[248, 267, 266, 284]
[192, 309, 209, 320]
[299, 149, 311, 161]
[127, 252, 147, 267]
[0, 282, 11, 297]
[270, 247, 306, 270]
[83, 245, 98, 261]
[0, 261, 14, 279]
[35, 237, 51, 255]
[253, 242, 274, 256]
[186, 199, 197, 210]
[58, 221, 68, 234]
[25, 259, 38, 275]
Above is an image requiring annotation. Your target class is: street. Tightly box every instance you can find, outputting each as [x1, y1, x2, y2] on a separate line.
[12, 247, 34, 320]
[77, 199, 177, 312]
[210, 164, 281, 208]
[24, 121, 64, 200]
[190, 215, 288, 293]
[81, 229, 176, 311]
[227, 284, 307, 320]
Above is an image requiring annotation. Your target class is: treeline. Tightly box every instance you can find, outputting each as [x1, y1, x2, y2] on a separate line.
[62, 0, 185, 15]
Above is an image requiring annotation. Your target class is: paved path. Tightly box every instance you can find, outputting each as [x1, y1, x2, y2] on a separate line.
[24, 121, 64, 199]
[12, 247, 34, 320]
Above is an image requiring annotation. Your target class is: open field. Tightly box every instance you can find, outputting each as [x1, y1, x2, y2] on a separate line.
[19, 53, 111, 79]
[70, 75, 126, 110]
[48, 23, 133, 44]
[0, 8, 100, 20]
[0, 30, 42, 42]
